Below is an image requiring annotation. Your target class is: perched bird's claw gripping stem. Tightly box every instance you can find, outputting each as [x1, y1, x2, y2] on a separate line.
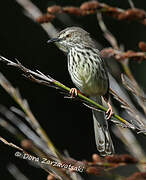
[69, 88, 87, 98]
[106, 102, 114, 120]
[69, 88, 78, 98]
[69, 88, 114, 120]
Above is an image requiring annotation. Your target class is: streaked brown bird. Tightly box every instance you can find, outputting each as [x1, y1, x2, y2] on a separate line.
[47, 27, 114, 156]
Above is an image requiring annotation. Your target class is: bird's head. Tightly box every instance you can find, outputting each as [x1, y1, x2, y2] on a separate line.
[47, 27, 95, 52]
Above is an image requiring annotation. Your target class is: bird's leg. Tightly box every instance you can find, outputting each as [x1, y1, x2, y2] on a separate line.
[103, 97, 114, 120]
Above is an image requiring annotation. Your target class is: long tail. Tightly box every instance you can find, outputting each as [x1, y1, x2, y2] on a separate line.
[91, 97, 114, 156]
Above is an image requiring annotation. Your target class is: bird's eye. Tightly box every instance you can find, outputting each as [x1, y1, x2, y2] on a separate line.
[66, 34, 71, 38]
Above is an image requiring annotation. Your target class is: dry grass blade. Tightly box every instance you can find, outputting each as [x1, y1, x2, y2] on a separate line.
[0, 118, 73, 180]
[110, 88, 134, 113]
[0, 105, 58, 160]
[0, 137, 69, 180]
[0, 117, 21, 136]
[110, 87, 146, 132]
[10, 106, 33, 125]
[112, 127, 146, 171]
[0, 70, 61, 159]
[15, 0, 58, 38]
[97, 12, 119, 50]
[7, 163, 29, 180]
[108, 74, 142, 130]
[128, 0, 135, 9]
[121, 74, 146, 102]
[121, 74, 146, 114]
[0, 136, 24, 152]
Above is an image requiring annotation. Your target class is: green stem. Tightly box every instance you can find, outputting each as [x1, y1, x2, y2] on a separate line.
[54, 81, 129, 125]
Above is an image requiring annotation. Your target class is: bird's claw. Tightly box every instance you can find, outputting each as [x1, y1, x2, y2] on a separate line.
[106, 103, 114, 120]
[69, 88, 78, 98]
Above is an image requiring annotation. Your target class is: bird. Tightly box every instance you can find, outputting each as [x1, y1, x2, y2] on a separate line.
[47, 27, 114, 156]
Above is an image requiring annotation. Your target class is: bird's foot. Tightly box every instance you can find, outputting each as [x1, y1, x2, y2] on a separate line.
[69, 88, 78, 98]
[106, 102, 114, 120]
[64, 88, 86, 99]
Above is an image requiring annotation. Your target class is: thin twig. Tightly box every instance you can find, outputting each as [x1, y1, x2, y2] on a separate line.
[0, 69, 62, 160]
[0, 136, 25, 152]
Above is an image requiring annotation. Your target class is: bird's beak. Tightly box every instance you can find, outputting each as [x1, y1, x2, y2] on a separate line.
[47, 37, 59, 44]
